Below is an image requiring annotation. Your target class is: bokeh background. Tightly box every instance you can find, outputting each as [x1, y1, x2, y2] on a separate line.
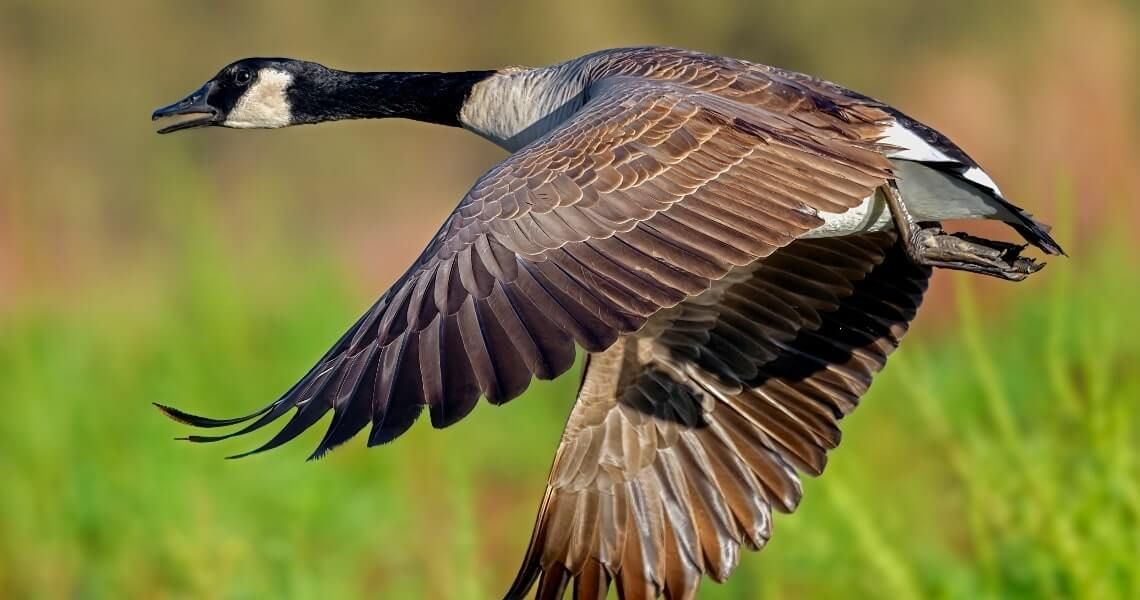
[2, 0, 1138, 598]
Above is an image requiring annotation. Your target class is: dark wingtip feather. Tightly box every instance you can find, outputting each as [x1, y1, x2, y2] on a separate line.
[366, 402, 424, 447]
[183, 434, 235, 443]
[307, 408, 372, 461]
[306, 347, 382, 461]
[227, 400, 334, 460]
[153, 402, 270, 428]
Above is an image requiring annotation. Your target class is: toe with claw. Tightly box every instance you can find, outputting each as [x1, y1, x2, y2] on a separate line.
[910, 227, 1044, 281]
[882, 181, 1046, 282]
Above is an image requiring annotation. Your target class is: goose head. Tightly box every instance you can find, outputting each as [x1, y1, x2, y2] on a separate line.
[152, 58, 327, 133]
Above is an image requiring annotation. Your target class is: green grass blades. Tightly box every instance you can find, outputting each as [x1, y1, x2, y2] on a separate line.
[1, 210, 1137, 598]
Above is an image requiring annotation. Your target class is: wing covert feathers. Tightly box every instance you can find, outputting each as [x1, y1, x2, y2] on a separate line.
[161, 54, 898, 460]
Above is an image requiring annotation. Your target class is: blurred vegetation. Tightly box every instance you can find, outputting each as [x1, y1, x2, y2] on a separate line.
[1, 0, 1138, 598]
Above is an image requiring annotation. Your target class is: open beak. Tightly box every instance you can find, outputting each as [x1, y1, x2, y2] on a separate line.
[152, 82, 221, 134]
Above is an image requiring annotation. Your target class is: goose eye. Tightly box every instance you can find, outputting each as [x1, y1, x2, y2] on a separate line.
[234, 69, 252, 86]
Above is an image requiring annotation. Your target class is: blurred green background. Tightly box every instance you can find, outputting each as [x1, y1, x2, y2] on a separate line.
[2, 0, 1139, 598]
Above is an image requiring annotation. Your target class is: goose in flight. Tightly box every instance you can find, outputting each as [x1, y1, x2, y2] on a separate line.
[152, 46, 1062, 599]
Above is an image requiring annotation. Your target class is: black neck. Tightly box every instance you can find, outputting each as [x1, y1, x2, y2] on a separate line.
[288, 69, 495, 127]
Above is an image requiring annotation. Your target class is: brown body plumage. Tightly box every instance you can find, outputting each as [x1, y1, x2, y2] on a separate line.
[153, 47, 1060, 599]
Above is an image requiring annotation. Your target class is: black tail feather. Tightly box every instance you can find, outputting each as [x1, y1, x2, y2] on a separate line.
[1002, 201, 1065, 256]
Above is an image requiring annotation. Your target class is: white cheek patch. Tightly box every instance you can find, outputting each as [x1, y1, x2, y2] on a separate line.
[225, 69, 294, 129]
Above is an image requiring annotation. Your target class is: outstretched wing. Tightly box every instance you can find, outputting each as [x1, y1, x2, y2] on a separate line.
[507, 233, 931, 600]
[157, 74, 895, 459]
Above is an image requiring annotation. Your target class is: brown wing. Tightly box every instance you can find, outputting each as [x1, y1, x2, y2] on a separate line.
[506, 233, 931, 600]
[156, 75, 894, 459]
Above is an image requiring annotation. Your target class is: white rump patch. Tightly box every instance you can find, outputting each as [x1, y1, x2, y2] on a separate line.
[225, 69, 294, 129]
[880, 121, 951, 163]
[961, 166, 1004, 197]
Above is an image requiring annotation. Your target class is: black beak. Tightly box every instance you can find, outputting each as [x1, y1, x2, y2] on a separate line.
[152, 82, 221, 134]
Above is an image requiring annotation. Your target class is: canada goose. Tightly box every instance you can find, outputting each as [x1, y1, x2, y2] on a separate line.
[152, 46, 1062, 599]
